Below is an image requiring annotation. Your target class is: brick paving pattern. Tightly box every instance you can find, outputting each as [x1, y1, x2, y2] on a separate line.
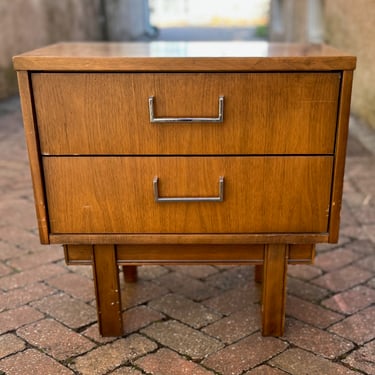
[0, 96, 374, 374]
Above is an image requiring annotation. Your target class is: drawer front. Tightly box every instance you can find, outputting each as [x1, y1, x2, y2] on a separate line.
[43, 156, 333, 234]
[33, 72, 340, 155]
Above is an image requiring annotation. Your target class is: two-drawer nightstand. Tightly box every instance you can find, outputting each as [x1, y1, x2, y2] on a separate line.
[13, 42, 356, 337]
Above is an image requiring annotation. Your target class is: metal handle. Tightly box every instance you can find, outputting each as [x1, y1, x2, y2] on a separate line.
[148, 96, 224, 123]
[153, 176, 224, 202]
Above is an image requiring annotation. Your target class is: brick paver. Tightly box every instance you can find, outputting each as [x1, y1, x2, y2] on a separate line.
[286, 276, 331, 302]
[168, 264, 219, 279]
[356, 254, 375, 272]
[0, 306, 44, 334]
[17, 319, 95, 360]
[110, 367, 143, 375]
[287, 263, 323, 280]
[270, 348, 359, 374]
[286, 295, 344, 328]
[329, 306, 375, 344]
[80, 323, 117, 344]
[283, 319, 355, 359]
[346, 239, 374, 255]
[142, 320, 223, 359]
[0, 98, 374, 374]
[0, 262, 13, 276]
[364, 224, 375, 243]
[71, 335, 157, 375]
[314, 248, 362, 271]
[0, 282, 55, 312]
[148, 293, 222, 328]
[245, 365, 288, 374]
[135, 348, 215, 375]
[31, 293, 97, 329]
[203, 283, 261, 315]
[0, 240, 24, 261]
[322, 285, 375, 314]
[312, 265, 373, 292]
[122, 305, 165, 335]
[0, 225, 45, 252]
[202, 333, 288, 375]
[46, 272, 95, 302]
[7, 246, 63, 271]
[0, 349, 74, 375]
[343, 340, 375, 374]
[0, 334, 26, 359]
[0, 263, 67, 291]
[137, 264, 169, 280]
[121, 279, 169, 308]
[156, 271, 220, 301]
[202, 305, 260, 344]
[206, 265, 254, 290]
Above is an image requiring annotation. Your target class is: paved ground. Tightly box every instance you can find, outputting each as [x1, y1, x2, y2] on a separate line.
[0, 95, 374, 374]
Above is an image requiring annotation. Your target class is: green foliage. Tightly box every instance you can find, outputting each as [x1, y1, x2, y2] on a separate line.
[255, 24, 268, 38]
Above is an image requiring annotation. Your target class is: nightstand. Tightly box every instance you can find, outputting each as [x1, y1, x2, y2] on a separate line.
[13, 42, 356, 336]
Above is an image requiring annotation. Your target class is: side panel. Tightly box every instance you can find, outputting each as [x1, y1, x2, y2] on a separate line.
[329, 70, 354, 242]
[16, 71, 49, 243]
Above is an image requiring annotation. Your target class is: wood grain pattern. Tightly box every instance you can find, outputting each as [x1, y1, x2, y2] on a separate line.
[92, 245, 123, 336]
[328, 70, 353, 243]
[42, 156, 333, 234]
[52, 233, 329, 245]
[32, 72, 340, 155]
[13, 42, 356, 71]
[254, 265, 263, 283]
[122, 266, 138, 283]
[64, 244, 314, 264]
[116, 244, 264, 264]
[288, 244, 315, 264]
[262, 244, 288, 336]
[63, 244, 92, 265]
[16, 72, 49, 243]
[13, 42, 356, 338]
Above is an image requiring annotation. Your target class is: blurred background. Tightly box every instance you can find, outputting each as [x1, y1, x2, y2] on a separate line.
[1, 0, 374, 130]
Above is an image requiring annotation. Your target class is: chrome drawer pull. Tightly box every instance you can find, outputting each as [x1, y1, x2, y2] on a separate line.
[153, 176, 224, 202]
[148, 96, 224, 123]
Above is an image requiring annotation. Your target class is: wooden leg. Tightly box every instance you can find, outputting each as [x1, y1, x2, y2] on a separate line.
[254, 264, 263, 283]
[261, 244, 288, 337]
[93, 245, 123, 336]
[123, 265, 138, 283]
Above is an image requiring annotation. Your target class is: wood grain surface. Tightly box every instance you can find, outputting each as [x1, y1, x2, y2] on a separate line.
[43, 156, 333, 234]
[32, 72, 339, 155]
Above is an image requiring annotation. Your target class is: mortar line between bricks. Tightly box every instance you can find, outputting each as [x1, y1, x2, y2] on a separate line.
[312, 271, 375, 297]
[283, 327, 360, 363]
[0, 339, 78, 374]
[136, 325, 229, 372]
[133, 345, 222, 374]
[249, 341, 292, 374]
[334, 353, 369, 375]
[61, 333, 161, 373]
[111, 359, 149, 375]
[286, 290, 351, 320]
[289, 253, 374, 299]
[318, 283, 375, 318]
[0, 342, 29, 362]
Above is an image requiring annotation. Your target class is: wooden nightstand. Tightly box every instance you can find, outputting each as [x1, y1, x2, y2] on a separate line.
[13, 42, 356, 337]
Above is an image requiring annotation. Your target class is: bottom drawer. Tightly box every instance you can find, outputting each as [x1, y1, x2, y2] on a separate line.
[43, 156, 333, 234]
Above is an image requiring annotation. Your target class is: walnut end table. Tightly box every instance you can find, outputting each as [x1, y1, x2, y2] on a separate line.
[13, 42, 356, 337]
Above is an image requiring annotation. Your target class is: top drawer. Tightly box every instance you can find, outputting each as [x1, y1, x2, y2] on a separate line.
[32, 72, 340, 155]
